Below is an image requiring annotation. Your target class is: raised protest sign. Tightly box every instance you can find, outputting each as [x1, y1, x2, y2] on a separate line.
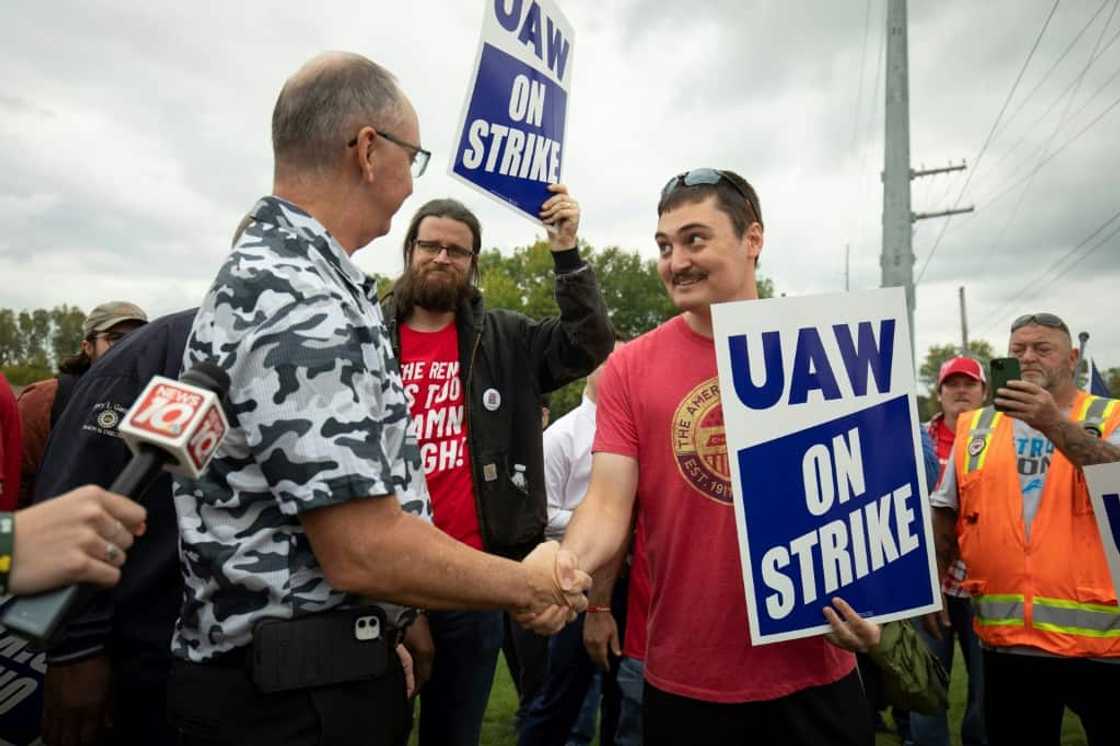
[1084, 462, 1120, 601]
[712, 287, 940, 644]
[450, 0, 574, 221]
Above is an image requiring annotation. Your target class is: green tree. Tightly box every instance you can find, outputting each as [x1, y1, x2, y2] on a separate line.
[50, 304, 87, 363]
[478, 240, 562, 319]
[583, 246, 674, 339]
[17, 309, 51, 368]
[0, 309, 22, 366]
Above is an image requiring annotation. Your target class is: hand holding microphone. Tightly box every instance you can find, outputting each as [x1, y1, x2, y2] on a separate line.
[5, 485, 147, 595]
[0, 362, 230, 645]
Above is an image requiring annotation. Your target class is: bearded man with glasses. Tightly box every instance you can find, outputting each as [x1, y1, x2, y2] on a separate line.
[930, 312, 1120, 745]
[380, 188, 613, 746]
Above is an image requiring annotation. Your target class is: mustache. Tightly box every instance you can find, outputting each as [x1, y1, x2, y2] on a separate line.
[671, 269, 707, 285]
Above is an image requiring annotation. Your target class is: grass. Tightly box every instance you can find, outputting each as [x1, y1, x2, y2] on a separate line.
[410, 647, 1090, 745]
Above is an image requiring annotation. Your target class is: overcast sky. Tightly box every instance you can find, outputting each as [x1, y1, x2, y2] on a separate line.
[2, 0, 1118, 378]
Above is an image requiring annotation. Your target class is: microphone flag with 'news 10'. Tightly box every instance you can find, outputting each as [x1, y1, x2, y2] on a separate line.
[117, 363, 231, 480]
[0, 362, 231, 646]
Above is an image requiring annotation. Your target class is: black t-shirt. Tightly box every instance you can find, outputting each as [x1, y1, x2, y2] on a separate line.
[34, 309, 196, 680]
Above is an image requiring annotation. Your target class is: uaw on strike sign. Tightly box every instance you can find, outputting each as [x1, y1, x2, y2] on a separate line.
[712, 287, 941, 644]
[450, 0, 573, 221]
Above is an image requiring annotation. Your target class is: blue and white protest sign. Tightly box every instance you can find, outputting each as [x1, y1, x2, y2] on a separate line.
[712, 287, 940, 644]
[450, 0, 574, 222]
[0, 618, 46, 745]
[1084, 462, 1120, 601]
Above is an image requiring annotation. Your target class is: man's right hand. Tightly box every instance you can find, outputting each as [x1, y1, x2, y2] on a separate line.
[583, 610, 621, 671]
[513, 540, 591, 634]
[43, 655, 113, 746]
[922, 594, 952, 640]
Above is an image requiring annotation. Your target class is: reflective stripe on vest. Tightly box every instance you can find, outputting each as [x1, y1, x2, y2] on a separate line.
[974, 594, 1025, 627]
[963, 407, 1004, 474]
[1076, 395, 1119, 434]
[1032, 597, 1120, 638]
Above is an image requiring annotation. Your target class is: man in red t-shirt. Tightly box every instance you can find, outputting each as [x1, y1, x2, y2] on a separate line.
[558, 170, 871, 745]
[382, 186, 613, 746]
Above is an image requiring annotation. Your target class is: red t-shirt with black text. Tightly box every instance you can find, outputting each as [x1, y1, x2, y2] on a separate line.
[594, 315, 854, 703]
[400, 323, 482, 549]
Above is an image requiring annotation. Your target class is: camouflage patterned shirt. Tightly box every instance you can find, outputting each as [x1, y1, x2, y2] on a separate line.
[172, 196, 431, 662]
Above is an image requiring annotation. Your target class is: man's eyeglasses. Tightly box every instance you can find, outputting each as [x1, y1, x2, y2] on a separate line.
[1010, 312, 1070, 336]
[91, 330, 128, 344]
[413, 239, 474, 262]
[661, 168, 761, 226]
[348, 130, 431, 178]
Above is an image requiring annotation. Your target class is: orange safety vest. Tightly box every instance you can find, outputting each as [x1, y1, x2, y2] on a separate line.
[955, 391, 1120, 658]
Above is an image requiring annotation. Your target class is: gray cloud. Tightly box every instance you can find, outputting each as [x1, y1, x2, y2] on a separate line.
[1, 0, 1117, 371]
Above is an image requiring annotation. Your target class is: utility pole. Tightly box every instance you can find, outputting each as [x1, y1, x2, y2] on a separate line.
[845, 243, 851, 292]
[881, 0, 973, 363]
[959, 286, 969, 353]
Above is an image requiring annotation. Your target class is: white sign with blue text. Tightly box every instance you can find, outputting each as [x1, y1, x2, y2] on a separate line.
[450, 0, 574, 222]
[1084, 462, 1120, 601]
[712, 287, 941, 645]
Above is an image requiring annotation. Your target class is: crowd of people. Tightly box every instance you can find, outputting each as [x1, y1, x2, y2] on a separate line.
[0, 50, 1117, 746]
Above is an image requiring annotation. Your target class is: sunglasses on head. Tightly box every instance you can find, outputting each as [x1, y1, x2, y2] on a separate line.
[1010, 312, 1070, 335]
[660, 168, 761, 226]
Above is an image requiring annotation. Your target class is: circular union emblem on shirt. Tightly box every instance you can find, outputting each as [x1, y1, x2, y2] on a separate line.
[96, 409, 120, 430]
[671, 377, 733, 505]
[967, 436, 986, 457]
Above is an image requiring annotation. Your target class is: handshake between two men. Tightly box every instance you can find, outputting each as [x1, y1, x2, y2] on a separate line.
[514, 540, 592, 634]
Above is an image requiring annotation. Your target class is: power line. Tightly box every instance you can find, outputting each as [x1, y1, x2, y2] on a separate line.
[975, 83, 1120, 209]
[849, 0, 873, 153]
[974, 206, 1120, 336]
[851, 0, 887, 278]
[914, 0, 1063, 285]
[1048, 215, 1120, 285]
[980, 0, 1120, 272]
[980, 16, 1120, 194]
[985, 0, 1111, 160]
[913, 15, 1120, 252]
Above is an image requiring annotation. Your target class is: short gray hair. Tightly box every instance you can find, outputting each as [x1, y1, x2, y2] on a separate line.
[272, 52, 405, 173]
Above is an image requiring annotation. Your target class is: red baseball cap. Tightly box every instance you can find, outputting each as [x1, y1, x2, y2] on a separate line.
[938, 356, 986, 387]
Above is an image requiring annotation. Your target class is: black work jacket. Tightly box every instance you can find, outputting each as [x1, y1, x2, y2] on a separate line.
[34, 309, 196, 681]
[383, 259, 612, 558]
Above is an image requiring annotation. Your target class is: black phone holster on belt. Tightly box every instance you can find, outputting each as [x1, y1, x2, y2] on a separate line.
[250, 605, 393, 693]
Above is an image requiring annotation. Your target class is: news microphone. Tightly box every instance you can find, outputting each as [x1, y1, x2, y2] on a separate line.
[0, 362, 231, 646]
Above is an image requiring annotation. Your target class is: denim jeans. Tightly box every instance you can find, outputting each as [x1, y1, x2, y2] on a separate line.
[614, 656, 644, 746]
[517, 613, 599, 746]
[567, 672, 601, 746]
[418, 609, 504, 746]
[908, 595, 987, 746]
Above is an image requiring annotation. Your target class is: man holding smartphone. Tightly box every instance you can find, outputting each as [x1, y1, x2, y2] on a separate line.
[930, 313, 1120, 745]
